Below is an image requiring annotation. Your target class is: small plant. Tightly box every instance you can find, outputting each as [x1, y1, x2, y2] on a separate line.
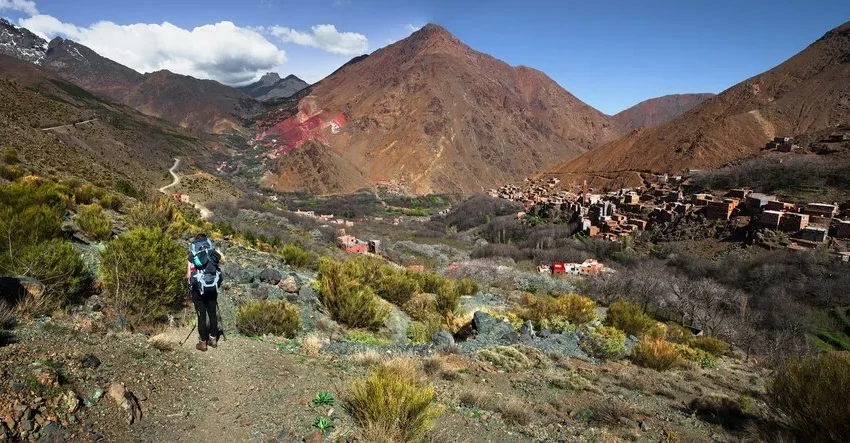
[768, 351, 850, 440]
[675, 343, 717, 369]
[580, 326, 626, 360]
[457, 278, 479, 295]
[515, 293, 596, 331]
[76, 204, 113, 241]
[407, 321, 439, 344]
[476, 345, 547, 372]
[281, 243, 310, 268]
[346, 330, 392, 345]
[632, 337, 682, 371]
[235, 300, 302, 338]
[313, 416, 334, 434]
[317, 258, 389, 330]
[604, 299, 665, 339]
[378, 271, 421, 306]
[689, 336, 730, 356]
[312, 391, 335, 407]
[689, 394, 748, 429]
[345, 359, 443, 442]
[434, 279, 460, 317]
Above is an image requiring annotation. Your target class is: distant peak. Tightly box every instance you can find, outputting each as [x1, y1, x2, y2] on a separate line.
[405, 23, 465, 51]
[259, 72, 281, 82]
[283, 74, 305, 82]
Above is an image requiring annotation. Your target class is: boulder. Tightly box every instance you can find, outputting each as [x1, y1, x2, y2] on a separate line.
[520, 321, 535, 341]
[277, 275, 299, 293]
[258, 268, 282, 285]
[431, 331, 455, 347]
[472, 311, 518, 344]
[81, 354, 100, 369]
[221, 263, 253, 284]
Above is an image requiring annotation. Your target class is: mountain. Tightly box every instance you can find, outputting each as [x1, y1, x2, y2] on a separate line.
[546, 20, 850, 186]
[0, 54, 218, 189]
[612, 93, 714, 131]
[0, 19, 263, 134]
[255, 24, 622, 194]
[239, 72, 309, 102]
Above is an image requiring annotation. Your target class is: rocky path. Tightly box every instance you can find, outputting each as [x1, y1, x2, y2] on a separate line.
[40, 118, 99, 131]
[158, 158, 212, 219]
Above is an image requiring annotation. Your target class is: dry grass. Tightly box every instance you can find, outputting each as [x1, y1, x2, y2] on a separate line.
[348, 349, 385, 367]
[300, 333, 325, 357]
[148, 332, 177, 351]
[631, 338, 682, 371]
[498, 400, 533, 425]
[421, 357, 443, 377]
[591, 400, 636, 426]
[0, 300, 14, 328]
[345, 358, 443, 442]
[459, 390, 494, 409]
[459, 391, 532, 425]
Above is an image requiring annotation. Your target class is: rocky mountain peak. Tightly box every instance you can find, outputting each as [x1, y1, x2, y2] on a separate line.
[258, 72, 281, 85]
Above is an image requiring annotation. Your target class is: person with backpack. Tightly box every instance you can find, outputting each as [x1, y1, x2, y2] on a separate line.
[187, 233, 223, 351]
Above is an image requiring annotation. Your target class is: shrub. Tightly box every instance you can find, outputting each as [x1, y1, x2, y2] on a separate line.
[457, 278, 479, 295]
[72, 183, 98, 205]
[13, 239, 89, 305]
[0, 164, 24, 181]
[434, 279, 460, 317]
[407, 320, 440, 344]
[689, 336, 730, 356]
[345, 359, 443, 442]
[115, 179, 141, 198]
[632, 338, 682, 371]
[580, 326, 626, 360]
[767, 351, 850, 441]
[235, 300, 301, 338]
[689, 394, 748, 430]
[347, 330, 392, 346]
[3, 148, 20, 165]
[126, 197, 189, 235]
[516, 293, 596, 331]
[590, 400, 636, 426]
[666, 323, 691, 344]
[317, 258, 389, 330]
[675, 344, 717, 369]
[99, 228, 185, 325]
[476, 345, 547, 372]
[98, 194, 122, 211]
[605, 300, 665, 339]
[401, 293, 437, 322]
[76, 204, 113, 241]
[377, 271, 421, 306]
[281, 243, 310, 268]
[410, 271, 445, 294]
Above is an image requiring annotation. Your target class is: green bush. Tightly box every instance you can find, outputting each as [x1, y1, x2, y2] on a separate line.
[11, 239, 89, 306]
[0, 164, 24, 181]
[768, 351, 850, 441]
[3, 149, 20, 165]
[516, 293, 596, 331]
[605, 300, 665, 339]
[281, 243, 310, 268]
[115, 179, 141, 198]
[402, 293, 438, 322]
[689, 336, 730, 356]
[580, 326, 627, 360]
[317, 258, 389, 330]
[411, 271, 446, 294]
[407, 320, 440, 344]
[632, 338, 682, 371]
[434, 279, 460, 317]
[378, 271, 421, 306]
[347, 330, 392, 345]
[99, 228, 186, 325]
[345, 360, 443, 442]
[72, 183, 98, 205]
[458, 278, 479, 295]
[76, 204, 113, 241]
[98, 194, 122, 211]
[675, 344, 717, 369]
[235, 300, 301, 338]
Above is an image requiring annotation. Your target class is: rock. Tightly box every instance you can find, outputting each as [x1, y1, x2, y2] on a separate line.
[81, 354, 100, 369]
[520, 321, 535, 341]
[221, 263, 252, 284]
[39, 421, 60, 439]
[84, 295, 103, 312]
[297, 284, 317, 304]
[431, 331, 455, 347]
[303, 430, 323, 443]
[384, 305, 411, 345]
[107, 382, 142, 425]
[258, 268, 282, 285]
[538, 329, 552, 339]
[9, 381, 24, 393]
[21, 419, 34, 431]
[63, 391, 81, 414]
[278, 275, 299, 293]
[472, 311, 518, 344]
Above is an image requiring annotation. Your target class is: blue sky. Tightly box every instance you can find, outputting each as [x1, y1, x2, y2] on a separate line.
[2, 0, 849, 114]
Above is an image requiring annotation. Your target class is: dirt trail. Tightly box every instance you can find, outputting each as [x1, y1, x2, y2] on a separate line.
[158, 158, 212, 219]
[40, 118, 99, 131]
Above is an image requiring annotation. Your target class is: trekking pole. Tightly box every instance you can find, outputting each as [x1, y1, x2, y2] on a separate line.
[179, 325, 196, 346]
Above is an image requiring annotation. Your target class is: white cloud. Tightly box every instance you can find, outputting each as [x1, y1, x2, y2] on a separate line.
[405, 24, 421, 33]
[19, 15, 287, 85]
[0, 0, 38, 15]
[270, 24, 367, 56]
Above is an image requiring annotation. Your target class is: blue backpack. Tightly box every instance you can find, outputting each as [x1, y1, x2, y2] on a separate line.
[189, 238, 221, 295]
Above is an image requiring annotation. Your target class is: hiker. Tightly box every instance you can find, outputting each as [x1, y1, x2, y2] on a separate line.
[187, 233, 222, 351]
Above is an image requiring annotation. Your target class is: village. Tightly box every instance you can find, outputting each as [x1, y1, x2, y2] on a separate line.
[490, 141, 850, 257]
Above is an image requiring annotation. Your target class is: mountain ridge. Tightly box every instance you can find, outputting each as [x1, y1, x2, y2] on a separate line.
[612, 93, 715, 131]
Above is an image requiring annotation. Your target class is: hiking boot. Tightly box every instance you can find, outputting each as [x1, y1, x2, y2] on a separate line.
[195, 340, 207, 352]
[207, 336, 217, 348]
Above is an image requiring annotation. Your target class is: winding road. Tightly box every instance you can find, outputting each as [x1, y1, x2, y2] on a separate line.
[159, 158, 212, 219]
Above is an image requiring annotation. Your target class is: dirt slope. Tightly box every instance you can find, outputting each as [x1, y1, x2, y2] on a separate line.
[257, 24, 622, 195]
[612, 93, 715, 131]
[548, 20, 850, 182]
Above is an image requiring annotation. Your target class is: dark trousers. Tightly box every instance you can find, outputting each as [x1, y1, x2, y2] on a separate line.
[191, 287, 218, 341]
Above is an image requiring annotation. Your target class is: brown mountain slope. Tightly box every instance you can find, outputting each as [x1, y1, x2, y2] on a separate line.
[548, 20, 850, 184]
[257, 24, 622, 194]
[612, 93, 714, 130]
[0, 54, 219, 190]
[40, 37, 262, 134]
